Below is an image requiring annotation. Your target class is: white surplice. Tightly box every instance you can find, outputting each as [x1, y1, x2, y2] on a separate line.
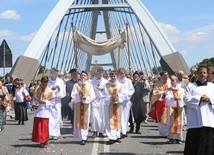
[118, 77, 135, 135]
[48, 77, 66, 137]
[90, 77, 108, 134]
[183, 82, 214, 129]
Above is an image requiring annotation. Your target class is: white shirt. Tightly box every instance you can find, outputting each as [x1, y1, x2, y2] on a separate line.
[15, 88, 29, 103]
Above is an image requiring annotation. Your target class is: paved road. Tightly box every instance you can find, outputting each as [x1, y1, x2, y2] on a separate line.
[0, 110, 185, 155]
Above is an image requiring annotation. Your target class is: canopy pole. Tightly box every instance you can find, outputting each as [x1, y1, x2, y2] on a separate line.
[126, 22, 131, 74]
[72, 22, 78, 72]
[117, 28, 121, 69]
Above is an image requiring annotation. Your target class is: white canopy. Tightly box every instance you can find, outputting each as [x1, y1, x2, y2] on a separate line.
[73, 30, 127, 55]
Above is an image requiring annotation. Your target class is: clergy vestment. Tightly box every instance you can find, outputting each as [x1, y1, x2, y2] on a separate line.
[71, 81, 95, 141]
[183, 81, 214, 155]
[103, 81, 125, 141]
[48, 77, 66, 138]
[149, 79, 171, 137]
[32, 86, 55, 144]
[118, 77, 134, 135]
[166, 86, 185, 142]
[90, 77, 108, 134]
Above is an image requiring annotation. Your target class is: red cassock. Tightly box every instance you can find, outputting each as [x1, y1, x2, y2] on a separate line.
[32, 117, 49, 143]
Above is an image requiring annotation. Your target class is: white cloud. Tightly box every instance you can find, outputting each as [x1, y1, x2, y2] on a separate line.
[158, 22, 214, 46]
[184, 24, 214, 43]
[20, 32, 36, 41]
[187, 32, 207, 43]
[0, 10, 21, 20]
[0, 29, 14, 38]
[158, 22, 181, 43]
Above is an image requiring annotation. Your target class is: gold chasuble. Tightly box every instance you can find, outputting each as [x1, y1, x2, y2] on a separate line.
[149, 80, 170, 124]
[107, 83, 122, 130]
[75, 83, 91, 129]
[168, 88, 184, 134]
[33, 87, 55, 102]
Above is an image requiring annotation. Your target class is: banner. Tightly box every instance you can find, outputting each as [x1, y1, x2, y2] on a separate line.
[73, 30, 127, 55]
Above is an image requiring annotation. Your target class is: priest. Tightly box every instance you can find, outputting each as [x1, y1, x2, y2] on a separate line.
[71, 71, 95, 145]
[149, 71, 171, 137]
[165, 75, 185, 144]
[103, 70, 126, 144]
[184, 67, 214, 155]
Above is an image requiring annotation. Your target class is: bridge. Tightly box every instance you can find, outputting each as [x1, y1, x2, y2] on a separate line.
[0, 111, 185, 154]
[9, 0, 189, 84]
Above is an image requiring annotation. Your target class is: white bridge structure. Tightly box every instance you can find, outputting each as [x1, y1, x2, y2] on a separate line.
[10, 0, 189, 84]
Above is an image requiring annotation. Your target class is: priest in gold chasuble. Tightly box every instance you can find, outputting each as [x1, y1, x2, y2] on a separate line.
[71, 71, 95, 145]
[103, 71, 126, 144]
[149, 71, 171, 137]
[166, 75, 185, 144]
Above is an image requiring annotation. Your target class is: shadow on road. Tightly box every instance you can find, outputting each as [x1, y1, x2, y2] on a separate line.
[99, 153, 136, 155]
[129, 135, 166, 139]
[11, 144, 39, 148]
[167, 151, 184, 154]
[141, 141, 169, 145]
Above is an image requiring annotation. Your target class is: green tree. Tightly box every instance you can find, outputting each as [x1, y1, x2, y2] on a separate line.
[152, 66, 162, 75]
[38, 65, 46, 74]
[194, 57, 214, 69]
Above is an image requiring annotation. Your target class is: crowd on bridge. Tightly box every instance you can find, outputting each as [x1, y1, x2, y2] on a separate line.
[0, 66, 214, 154]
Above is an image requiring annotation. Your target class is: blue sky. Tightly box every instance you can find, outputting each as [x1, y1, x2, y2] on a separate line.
[0, 0, 214, 74]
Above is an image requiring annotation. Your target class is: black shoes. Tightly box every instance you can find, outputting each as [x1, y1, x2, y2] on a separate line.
[169, 139, 182, 144]
[92, 132, 97, 138]
[136, 131, 141, 134]
[18, 121, 24, 125]
[121, 134, 128, 138]
[176, 140, 182, 144]
[106, 139, 121, 145]
[115, 139, 121, 143]
[98, 133, 105, 137]
[127, 128, 134, 133]
[40, 141, 48, 148]
[106, 140, 115, 145]
[80, 140, 86, 145]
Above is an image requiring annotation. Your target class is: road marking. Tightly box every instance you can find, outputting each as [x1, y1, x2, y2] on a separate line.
[103, 137, 109, 153]
[91, 137, 99, 155]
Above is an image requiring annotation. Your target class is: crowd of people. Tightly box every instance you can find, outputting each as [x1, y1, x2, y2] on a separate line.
[0, 66, 213, 154]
